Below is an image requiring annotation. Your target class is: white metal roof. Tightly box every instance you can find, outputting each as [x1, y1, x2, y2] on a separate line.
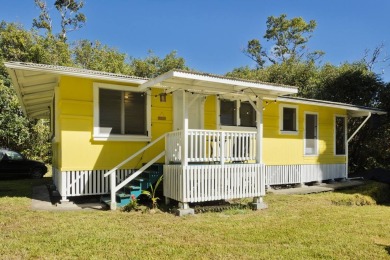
[276, 96, 386, 117]
[139, 70, 298, 98]
[4, 62, 386, 119]
[4, 62, 148, 119]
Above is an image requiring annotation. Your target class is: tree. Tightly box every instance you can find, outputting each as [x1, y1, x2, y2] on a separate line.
[73, 40, 132, 74]
[309, 62, 384, 107]
[33, 0, 86, 41]
[227, 61, 317, 96]
[243, 14, 324, 67]
[130, 50, 188, 78]
[0, 80, 30, 151]
[0, 22, 63, 162]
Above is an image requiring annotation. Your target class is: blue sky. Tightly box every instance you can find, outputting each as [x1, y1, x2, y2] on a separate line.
[1, 1, 390, 81]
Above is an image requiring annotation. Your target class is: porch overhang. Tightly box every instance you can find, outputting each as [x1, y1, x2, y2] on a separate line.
[139, 70, 298, 98]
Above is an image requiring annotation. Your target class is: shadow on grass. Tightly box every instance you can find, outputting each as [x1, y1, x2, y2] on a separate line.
[0, 176, 52, 199]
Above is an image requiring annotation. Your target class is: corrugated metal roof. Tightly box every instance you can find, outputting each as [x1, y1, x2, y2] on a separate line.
[277, 96, 387, 117]
[5, 61, 149, 82]
[172, 69, 298, 90]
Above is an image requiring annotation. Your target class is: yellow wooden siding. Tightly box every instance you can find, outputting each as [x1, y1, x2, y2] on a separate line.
[57, 76, 172, 171]
[262, 101, 346, 165]
[56, 75, 346, 170]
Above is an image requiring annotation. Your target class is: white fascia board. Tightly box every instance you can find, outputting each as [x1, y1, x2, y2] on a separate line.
[4, 62, 147, 85]
[275, 96, 386, 116]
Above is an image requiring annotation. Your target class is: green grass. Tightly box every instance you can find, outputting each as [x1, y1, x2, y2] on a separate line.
[0, 177, 389, 259]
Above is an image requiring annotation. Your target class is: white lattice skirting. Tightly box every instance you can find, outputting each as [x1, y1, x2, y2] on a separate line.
[52, 163, 346, 200]
[265, 163, 347, 186]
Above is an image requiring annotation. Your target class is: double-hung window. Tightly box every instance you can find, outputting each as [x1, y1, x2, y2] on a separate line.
[220, 99, 256, 128]
[94, 83, 151, 141]
[280, 104, 298, 134]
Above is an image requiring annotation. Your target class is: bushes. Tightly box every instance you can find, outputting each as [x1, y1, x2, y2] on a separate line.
[331, 181, 390, 206]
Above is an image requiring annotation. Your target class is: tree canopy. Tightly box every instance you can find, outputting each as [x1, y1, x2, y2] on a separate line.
[243, 14, 324, 68]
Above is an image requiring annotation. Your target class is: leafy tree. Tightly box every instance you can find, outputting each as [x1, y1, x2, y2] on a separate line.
[0, 22, 36, 62]
[73, 39, 132, 74]
[0, 80, 30, 151]
[33, 0, 86, 41]
[308, 62, 384, 107]
[243, 14, 324, 67]
[130, 50, 188, 78]
[227, 61, 318, 96]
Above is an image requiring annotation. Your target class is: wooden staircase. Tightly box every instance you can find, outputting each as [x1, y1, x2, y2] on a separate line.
[101, 163, 164, 207]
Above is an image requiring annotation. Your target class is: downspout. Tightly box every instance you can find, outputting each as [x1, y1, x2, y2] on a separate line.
[346, 112, 372, 180]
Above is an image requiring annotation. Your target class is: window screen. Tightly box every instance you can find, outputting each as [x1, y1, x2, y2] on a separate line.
[283, 107, 297, 131]
[220, 100, 236, 126]
[124, 92, 146, 135]
[99, 89, 146, 135]
[240, 102, 256, 127]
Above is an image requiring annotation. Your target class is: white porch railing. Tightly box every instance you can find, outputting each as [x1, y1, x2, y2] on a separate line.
[164, 164, 265, 203]
[166, 129, 257, 164]
[53, 167, 134, 200]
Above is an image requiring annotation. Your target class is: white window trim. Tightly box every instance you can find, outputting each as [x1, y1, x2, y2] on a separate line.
[217, 97, 257, 131]
[304, 112, 319, 156]
[93, 82, 151, 142]
[279, 104, 299, 135]
[334, 114, 347, 156]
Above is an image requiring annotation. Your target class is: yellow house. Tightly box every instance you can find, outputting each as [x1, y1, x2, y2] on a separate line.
[5, 62, 385, 212]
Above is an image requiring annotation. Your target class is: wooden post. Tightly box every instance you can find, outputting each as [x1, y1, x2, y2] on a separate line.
[256, 97, 263, 164]
[220, 131, 225, 166]
[60, 171, 69, 202]
[110, 171, 117, 210]
[181, 90, 188, 166]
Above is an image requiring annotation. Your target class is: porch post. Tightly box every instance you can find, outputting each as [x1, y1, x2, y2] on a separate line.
[252, 96, 267, 210]
[110, 171, 117, 210]
[59, 171, 69, 202]
[176, 89, 193, 216]
[181, 90, 189, 167]
[256, 97, 263, 164]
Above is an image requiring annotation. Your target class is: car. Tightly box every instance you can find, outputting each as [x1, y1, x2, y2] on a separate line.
[0, 149, 47, 179]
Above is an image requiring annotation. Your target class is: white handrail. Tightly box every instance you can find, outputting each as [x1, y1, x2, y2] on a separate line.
[104, 133, 167, 178]
[114, 151, 165, 192]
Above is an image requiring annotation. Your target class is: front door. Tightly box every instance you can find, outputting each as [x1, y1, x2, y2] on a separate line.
[173, 91, 203, 130]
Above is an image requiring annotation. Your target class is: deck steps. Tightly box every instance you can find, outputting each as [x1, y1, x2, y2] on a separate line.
[101, 163, 163, 208]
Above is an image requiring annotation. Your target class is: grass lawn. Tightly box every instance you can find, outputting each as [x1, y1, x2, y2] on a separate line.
[0, 176, 389, 259]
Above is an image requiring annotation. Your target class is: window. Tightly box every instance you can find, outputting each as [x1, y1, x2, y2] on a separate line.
[280, 105, 298, 133]
[220, 99, 256, 128]
[305, 113, 318, 155]
[335, 116, 346, 155]
[94, 83, 151, 141]
[240, 102, 256, 127]
[220, 100, 236, 126]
